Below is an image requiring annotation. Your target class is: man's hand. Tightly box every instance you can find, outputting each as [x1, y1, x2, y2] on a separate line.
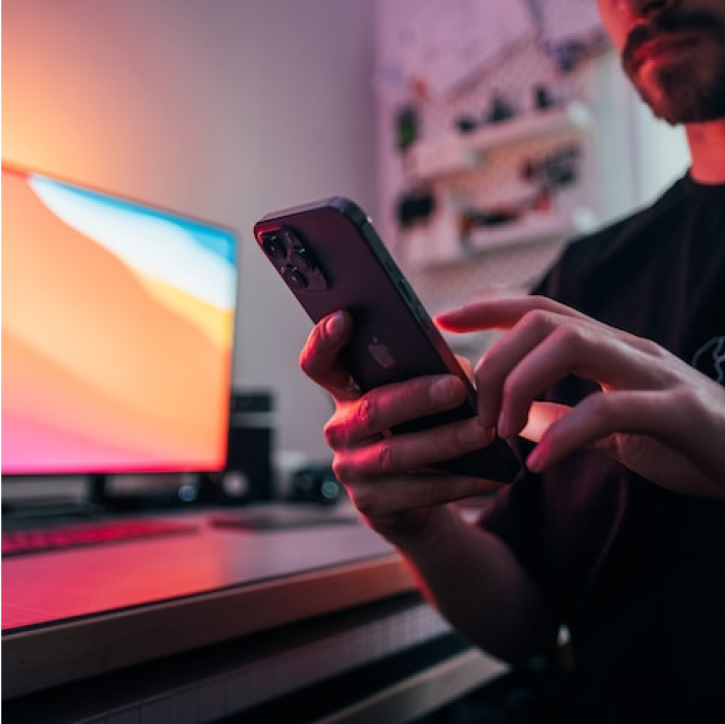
[298, 307, 559, 663]
[437, 296, 725, 498]
[299, 310, 504, 542]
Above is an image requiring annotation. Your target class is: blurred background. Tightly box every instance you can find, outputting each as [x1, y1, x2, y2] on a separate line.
[2, 0, 689, 484]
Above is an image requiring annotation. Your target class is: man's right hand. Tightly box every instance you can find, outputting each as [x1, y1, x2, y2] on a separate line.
[298, 310, 504, 544]
[299, 309, 557, 664]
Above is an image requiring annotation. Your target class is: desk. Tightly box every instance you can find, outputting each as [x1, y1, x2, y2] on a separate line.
[3, 504, 506, 722]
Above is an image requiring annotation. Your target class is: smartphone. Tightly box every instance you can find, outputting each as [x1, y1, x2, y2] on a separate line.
[253, 197, 520, 482]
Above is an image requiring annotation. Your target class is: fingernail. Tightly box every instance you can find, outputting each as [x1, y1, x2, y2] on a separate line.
[431, 377, 458, 404]
[325, 312, 344, 340]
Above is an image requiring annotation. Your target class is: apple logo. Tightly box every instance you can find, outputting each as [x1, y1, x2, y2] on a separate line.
[368, 337, 396, 369]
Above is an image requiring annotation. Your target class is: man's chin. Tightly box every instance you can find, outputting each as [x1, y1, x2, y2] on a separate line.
[640, 93, 688, 125]
[646, 97, 725, 126]
[631, 71, 725, 126]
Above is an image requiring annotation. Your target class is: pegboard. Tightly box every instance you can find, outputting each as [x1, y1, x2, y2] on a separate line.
[375, 0, 608, 357]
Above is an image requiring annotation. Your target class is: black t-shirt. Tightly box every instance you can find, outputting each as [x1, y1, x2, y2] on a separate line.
[479, 174, 725, 723]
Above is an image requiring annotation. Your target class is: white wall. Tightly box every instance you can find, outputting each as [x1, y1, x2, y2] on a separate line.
[3, 0, 378, 461]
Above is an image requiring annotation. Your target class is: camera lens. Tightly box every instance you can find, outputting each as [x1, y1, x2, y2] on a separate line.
[262, 232, 287, 262]
[282, 266, 308, 289]
[289, 248, 316, 273]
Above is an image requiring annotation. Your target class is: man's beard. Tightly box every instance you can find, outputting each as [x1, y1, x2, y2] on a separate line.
[621, 8, 725, 125]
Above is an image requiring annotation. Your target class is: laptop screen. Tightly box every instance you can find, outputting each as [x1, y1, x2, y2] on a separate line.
[2, 164, 238, 476]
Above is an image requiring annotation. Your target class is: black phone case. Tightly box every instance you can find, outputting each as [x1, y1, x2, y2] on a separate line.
[254, 196, 520, 482]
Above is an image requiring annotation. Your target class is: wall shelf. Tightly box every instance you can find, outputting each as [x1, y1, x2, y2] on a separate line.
[409, 101, 592, 180]
[463, 210, 584, 253]
[406, 208, 593, 270]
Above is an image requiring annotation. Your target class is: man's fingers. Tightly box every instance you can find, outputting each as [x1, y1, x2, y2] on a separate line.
[343, 472, 504, 520]
[298, 311, 359, 401]
[333, 417, 493, 480]
[487, 324, 619, 437]
[436, 295, 587, 333]
[472, 311, 565, 431]
[525, 392, 663, 470]
[458, 300, 665, 436]
[325, 376, 479, 449]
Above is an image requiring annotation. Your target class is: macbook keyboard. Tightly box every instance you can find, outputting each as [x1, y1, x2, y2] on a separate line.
[2, 518, 197, 557]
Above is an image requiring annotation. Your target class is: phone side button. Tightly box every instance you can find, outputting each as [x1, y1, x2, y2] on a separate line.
[414, 305, 433, 329]
[397, 279, 415, 304]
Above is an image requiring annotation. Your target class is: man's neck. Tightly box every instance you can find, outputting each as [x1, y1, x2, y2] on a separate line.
[686, 120, 725, 184]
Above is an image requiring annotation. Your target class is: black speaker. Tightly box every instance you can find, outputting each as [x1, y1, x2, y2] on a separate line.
[204, 390, 274, 504]
[289, 464, 344, 505]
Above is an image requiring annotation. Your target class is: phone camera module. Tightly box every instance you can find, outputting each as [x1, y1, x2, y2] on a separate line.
[262, 226, 327, 291]
[261, 232, 287, 262]
[289, 248, 316, 273]
[282, 266, 308, 290]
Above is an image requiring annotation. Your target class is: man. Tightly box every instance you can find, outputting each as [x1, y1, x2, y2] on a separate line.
[299, 1, 725, 721]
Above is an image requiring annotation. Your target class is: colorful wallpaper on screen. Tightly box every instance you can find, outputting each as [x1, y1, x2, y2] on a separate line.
[2, 166, 238, 475]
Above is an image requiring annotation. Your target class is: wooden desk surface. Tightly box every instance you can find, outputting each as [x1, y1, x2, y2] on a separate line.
[2, 504, 417, 698]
